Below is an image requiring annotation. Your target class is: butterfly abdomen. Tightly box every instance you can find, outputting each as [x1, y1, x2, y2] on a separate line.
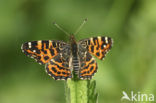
[72, 56, 80, 77]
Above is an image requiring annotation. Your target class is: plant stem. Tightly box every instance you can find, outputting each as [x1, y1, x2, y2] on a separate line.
[66, 79, 98, 103]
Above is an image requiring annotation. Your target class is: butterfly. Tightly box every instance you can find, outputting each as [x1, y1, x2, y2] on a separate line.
[21, 35, 112, 80]
[21, 20, 113, 80]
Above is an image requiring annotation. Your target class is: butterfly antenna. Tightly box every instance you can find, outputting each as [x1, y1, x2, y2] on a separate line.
[74, 18, 88, 35]
[53, 22, 70, 36]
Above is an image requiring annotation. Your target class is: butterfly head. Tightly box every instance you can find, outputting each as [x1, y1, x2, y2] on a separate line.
[70, 34, 76, 43]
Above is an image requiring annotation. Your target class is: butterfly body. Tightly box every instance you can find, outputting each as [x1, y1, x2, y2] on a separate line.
[21, 35, 112, 80]
[70, 35, 80, 79]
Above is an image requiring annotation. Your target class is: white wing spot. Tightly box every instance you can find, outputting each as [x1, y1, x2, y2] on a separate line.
[21, 44, 23, 50]
[48, 73, 51, 76]
[57, 78, 60, 80]
[39, 62, 42, 65]
[98, 36, 101, 40]
[103, 45, 106, 48]
[49, 40, 52, 48]
[90, 38, 93, 44]
[28, 42, 32, 48]
[33, 50, 36, 53]
[105, 37, 108, 44]
[38, 40, 42, 46]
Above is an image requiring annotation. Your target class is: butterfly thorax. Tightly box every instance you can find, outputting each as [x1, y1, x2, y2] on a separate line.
[70, 35, 77, 56]
[70, 35, 80, 79]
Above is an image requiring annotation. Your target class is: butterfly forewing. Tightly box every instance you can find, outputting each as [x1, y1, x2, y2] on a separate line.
[79, 36, 113, 60]
[21, 40, 66, 64]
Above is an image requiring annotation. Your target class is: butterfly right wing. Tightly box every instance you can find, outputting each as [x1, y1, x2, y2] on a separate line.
[78, 36, 113, 79]
[79, 52, 97, 80]
[79, 36, 113, 60]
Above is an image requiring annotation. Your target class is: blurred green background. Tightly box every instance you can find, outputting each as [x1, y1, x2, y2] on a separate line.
[0, 0, 156, 103]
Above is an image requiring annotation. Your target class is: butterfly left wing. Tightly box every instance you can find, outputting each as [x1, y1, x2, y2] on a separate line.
[79, 36, 113, 60]
[21, 40, 66, 64]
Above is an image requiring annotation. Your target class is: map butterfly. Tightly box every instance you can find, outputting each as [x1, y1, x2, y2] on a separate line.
[21, 21, 113, 80]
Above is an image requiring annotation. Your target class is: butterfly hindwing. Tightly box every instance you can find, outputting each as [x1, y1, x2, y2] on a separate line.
[21, 40, 66, 64]
[79, 52, 97, 80]
[79, 36, 113, 60]
[45, 53, 72, 80]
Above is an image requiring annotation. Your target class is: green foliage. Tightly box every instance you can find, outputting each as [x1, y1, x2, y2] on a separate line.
[0, 0, 156, 103]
